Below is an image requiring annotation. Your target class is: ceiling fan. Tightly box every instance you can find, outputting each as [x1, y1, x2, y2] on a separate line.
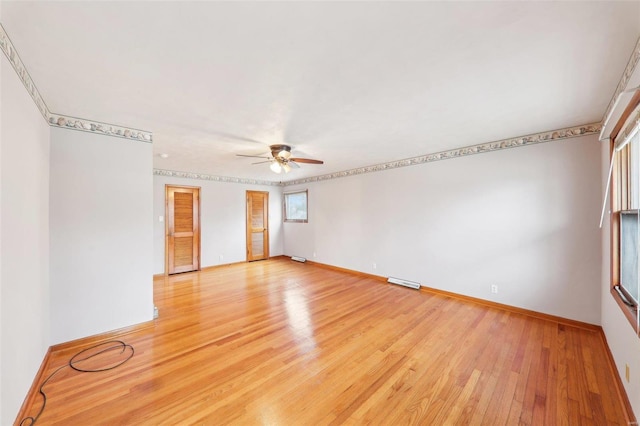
[237, 144, 324, 174]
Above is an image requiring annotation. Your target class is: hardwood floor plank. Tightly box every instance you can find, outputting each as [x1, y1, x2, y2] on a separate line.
[555, 325, 571, 426]
[442, 368, 482, 424]
[17, 259, 631, 425]
[543, 325, 559, 426]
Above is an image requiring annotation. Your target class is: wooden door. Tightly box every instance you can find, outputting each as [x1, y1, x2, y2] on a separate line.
[166, 185, 200, 274]
[246, 191, 269, 261]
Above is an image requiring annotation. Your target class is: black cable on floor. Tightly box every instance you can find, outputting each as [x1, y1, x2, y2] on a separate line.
[20, 340, 134, 426]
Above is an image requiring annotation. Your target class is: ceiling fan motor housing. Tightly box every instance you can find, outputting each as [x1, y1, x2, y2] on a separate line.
[270, 144, 292, 159]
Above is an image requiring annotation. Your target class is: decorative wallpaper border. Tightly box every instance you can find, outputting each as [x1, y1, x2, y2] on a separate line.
[283, 123, 602, 186]
[153, 169, 283, 187]
[603, 35, 640, 124]
[49, 114, 152, 142]
[0, 23, 152, 143]
[0, 23, 49, 120]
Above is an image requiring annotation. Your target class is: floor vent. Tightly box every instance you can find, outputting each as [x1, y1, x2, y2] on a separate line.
[387, 277, 421, 290]
[291, 256, 307, 263]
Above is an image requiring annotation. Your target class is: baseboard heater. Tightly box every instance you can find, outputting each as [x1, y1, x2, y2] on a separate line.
[291, 256, 307, 263]
[387, 277, 421, 290]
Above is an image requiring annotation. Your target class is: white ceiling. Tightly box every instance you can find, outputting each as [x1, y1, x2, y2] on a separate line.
[2, 1, 639, 182]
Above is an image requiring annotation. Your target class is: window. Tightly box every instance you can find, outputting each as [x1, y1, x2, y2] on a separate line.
[611, 120, 640, 328]
[619, 211, 638, 304]
[284, 190, 308, 223]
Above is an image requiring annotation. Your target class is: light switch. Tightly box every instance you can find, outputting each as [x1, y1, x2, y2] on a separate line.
[159, 215, 164, 222]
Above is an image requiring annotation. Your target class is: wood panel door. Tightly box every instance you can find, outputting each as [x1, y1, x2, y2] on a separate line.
[246, 191, 269, 261]
[166, 185, 200, 274]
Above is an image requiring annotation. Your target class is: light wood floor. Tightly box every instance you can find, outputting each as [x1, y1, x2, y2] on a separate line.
[20, 258, 630, 425]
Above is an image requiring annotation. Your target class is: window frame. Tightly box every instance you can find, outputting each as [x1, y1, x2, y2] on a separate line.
[609, 95, 640, 333]
[283, 189, 309, 223]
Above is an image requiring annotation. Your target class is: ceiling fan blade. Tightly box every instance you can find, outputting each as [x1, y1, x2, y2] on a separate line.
[288, 161, 300, 169]
[252, 160, 272, 165]
[236, 154, 271, 159]
[290, 158, 324, 164]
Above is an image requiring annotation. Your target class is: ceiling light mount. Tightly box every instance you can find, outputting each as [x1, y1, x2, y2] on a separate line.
[270, 144, 292, 159]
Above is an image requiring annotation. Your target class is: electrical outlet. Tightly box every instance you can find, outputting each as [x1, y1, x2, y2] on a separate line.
[313, 251, 317, 258]
[372, 262, 377, 270]
[491, 285, 498, 294]
[219, 255, 224, 262]
[625, 364, 630, 382]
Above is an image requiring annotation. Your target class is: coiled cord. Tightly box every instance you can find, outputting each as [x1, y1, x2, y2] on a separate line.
[20, 340, 134, 425]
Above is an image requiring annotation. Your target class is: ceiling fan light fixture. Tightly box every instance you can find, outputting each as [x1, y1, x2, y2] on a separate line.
[282, 163, 292, 173]
[270, 161, 282, 173]
[278, 149, 291, 159]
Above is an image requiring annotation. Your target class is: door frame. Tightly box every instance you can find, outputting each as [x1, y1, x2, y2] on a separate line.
[165, 184, 201, 275]
[246, 190, 270, 262]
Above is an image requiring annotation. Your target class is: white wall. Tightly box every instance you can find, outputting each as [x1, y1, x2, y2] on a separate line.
[600, 139, 640, 418]
[0, 55, 51, 425]
[285, 135, 602, 324]
[1, 19, 3, 424]
[50, 128, 154, 344]
[1, 12, 4, 422]
[153, 175, 283, 274]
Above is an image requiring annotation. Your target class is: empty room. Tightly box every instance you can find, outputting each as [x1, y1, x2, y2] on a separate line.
[1, 1, 640, 424]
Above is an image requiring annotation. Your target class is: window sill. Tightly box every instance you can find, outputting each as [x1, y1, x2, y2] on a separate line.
[611, 287, 639, 333]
